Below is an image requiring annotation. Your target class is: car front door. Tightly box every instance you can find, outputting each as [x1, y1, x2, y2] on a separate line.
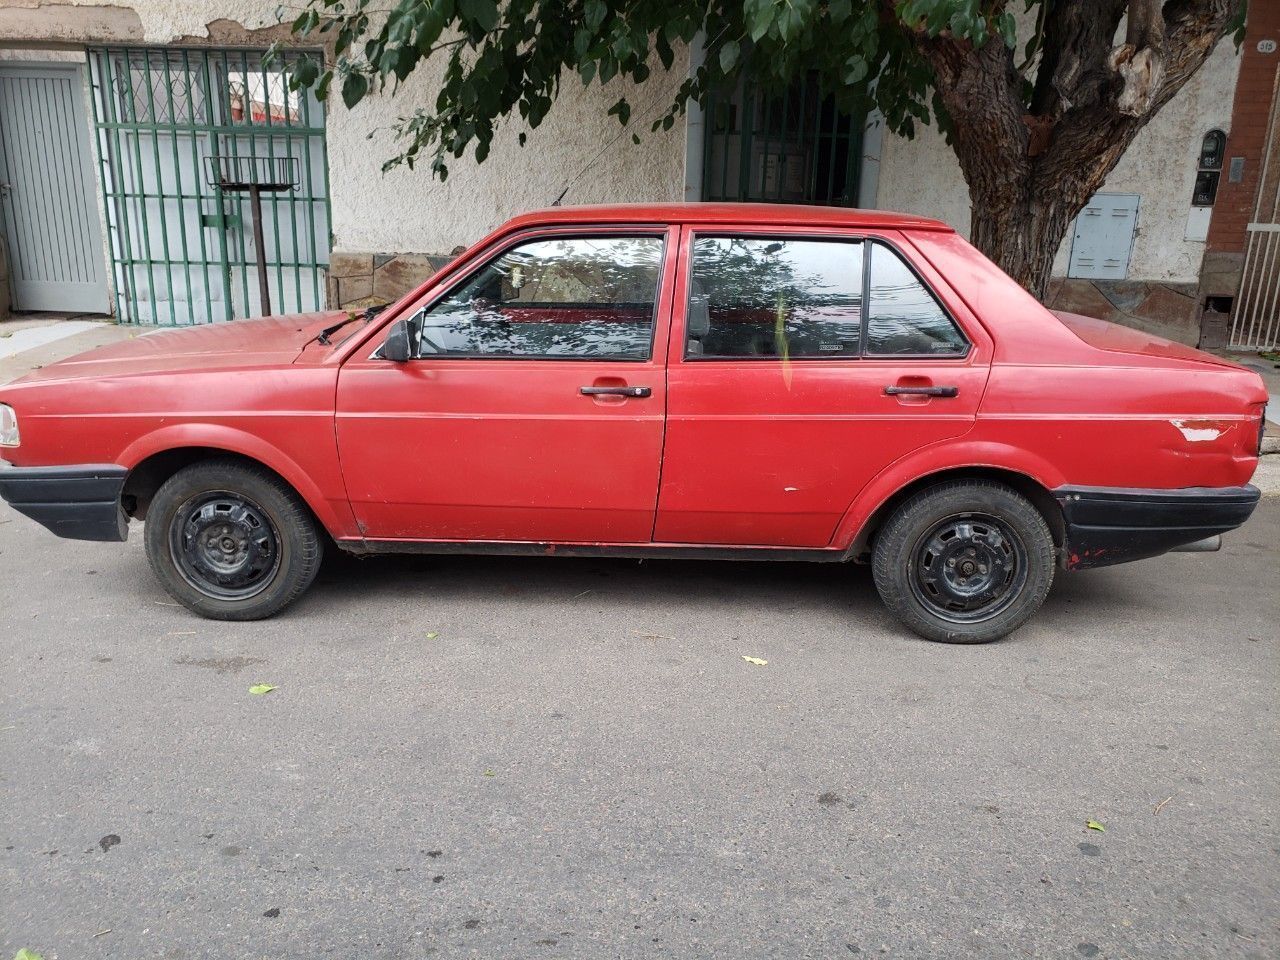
[336, 227, 676, 543]
[655, 226, 993, 547]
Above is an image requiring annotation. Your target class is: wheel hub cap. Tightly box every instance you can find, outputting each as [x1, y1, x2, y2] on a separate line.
[170, 492, 281, 601]
[911, 514, 1027, 623]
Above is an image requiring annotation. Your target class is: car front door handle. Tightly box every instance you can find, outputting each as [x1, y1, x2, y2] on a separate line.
[884, 385, 959, 398]
[580, 385, 652, 398]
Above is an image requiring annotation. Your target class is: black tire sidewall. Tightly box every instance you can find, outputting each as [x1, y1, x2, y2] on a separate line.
[872, 481, 1055, 644]
[144, 459, 321, 621]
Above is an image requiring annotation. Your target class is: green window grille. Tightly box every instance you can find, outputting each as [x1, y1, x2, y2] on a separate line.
[702, 75, 864, 206]
[86, 46, 332, 325]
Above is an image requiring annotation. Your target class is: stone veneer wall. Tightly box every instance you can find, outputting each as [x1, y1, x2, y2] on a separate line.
[1044, 278, 1201, 346]
[326, 251, 458, 310]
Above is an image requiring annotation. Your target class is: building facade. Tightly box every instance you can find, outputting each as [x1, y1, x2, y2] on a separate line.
[0, 1, 1277, 348]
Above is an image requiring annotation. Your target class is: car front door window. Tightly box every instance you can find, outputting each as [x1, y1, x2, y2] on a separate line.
[415, 235, 664, 360]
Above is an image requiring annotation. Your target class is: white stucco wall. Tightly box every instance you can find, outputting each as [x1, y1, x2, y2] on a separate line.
[875, 39, 1242, 284]
[327, 55, 690, 255]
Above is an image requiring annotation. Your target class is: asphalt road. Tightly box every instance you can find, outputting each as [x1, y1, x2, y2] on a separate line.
[1, 498, 1277, 960]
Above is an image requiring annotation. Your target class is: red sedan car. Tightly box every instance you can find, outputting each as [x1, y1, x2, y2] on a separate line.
[0, 204, 1267, 642]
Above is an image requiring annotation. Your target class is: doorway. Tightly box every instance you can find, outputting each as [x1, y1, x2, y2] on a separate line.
[0, 62, 109, 313]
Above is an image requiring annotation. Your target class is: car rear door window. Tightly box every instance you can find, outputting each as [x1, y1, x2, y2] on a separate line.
[687, 236, 864, 358]
[686, 234, 967, 359]
[864, 243, 967, 356]
[415, 235, 664, 359]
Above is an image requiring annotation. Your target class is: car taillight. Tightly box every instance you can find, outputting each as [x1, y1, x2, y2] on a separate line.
[0, 403, 18, 447]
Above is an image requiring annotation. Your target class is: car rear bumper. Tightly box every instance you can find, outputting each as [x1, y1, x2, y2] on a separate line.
[0, 460, 129, 542]
[1054, 484, 1260, 569]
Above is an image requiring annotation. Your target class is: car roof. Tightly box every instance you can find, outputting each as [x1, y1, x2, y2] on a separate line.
[501, 203, 955, 233]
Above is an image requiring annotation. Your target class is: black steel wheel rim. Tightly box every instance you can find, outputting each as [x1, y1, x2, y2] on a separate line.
[909, 512, 1028, 623]
[169, 491, 281, 601]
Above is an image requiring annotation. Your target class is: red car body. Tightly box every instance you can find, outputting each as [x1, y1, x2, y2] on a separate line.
[0, 204, 1267, 635]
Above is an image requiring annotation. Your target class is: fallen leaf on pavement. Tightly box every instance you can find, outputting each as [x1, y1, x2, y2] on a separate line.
[742, 656, 768, 666]
[1086, 820, 1106, 832]
[425, 632, 439, 639]
[483, 770, 495, 777]
[249, 684, 277, 696]
[15, 949, 46, 960]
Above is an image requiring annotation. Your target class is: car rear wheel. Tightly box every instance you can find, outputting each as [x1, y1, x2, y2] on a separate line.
[144, 458, 322, 620]
[871, 480, 1055, 644]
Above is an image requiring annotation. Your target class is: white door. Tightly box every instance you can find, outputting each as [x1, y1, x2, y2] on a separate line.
[1068, 193, 1139, 281]
[0, 63, 108, 313]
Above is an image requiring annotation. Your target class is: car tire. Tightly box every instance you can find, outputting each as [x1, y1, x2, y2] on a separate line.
[144, 458, 322, 621]
[871, 480, 1055, 644]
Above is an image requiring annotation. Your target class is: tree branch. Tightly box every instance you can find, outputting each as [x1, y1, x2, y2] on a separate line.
[1030, 0, 1128, 117]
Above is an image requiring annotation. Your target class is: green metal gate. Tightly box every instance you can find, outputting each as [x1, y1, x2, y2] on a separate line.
[702, 75, 863, 206]
[86, 46, 331, 325]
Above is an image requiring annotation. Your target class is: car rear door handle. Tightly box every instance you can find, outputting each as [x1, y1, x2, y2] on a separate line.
[580, 385, 652, 398]
[884, 385, 958, 398]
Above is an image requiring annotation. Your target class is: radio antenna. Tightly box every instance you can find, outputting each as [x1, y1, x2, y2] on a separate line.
[550, 117, 639, 207]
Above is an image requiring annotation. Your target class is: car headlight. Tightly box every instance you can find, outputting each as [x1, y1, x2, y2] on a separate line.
[0, 403, 19, 446]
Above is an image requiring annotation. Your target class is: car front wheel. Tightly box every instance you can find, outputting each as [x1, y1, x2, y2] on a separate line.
[143, 458, 322, 620]
[871, 480, 1055, 644]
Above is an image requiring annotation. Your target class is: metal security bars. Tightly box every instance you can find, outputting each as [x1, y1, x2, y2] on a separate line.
[1229, 67, 1280, 350]
[702, 75, 863, 206]
[86, 46, 332, 325]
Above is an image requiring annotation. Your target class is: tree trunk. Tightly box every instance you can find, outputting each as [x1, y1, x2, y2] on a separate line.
[965, 188, 1075, 300]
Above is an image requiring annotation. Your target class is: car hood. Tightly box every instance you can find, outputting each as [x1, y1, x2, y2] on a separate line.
[10, 311, 349, 385]
[1052, 311, 1243, 369]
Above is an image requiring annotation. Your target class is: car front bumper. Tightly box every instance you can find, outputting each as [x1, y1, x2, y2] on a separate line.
[0, 460, 129, 542]
[1054, 484, 1261, 569]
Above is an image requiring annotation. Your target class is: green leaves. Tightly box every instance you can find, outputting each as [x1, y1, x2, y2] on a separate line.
[15, 950, 46, 960]
[459, 0, 500, 32]
[996, 11, 1017, 50]
[584, 0, 607, 32]
[249, 684, 277, 696]
[746, 0, 775, 42]
[607, 96, 631, 125]
[718, 39, 740, 74]
[1086, 820, 1106, 833]
[281, 0, 978, 181]
[341, 70, 369, 110]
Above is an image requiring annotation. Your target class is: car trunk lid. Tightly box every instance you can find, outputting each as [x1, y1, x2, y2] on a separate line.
[1052, 311, 1244, 369]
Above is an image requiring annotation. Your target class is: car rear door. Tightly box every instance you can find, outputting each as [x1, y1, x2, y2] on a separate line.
[336, 226, 676, 543]
[654, 225, 993, 548]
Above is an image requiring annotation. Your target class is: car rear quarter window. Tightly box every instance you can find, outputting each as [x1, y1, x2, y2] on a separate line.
[687, 236, 864, 358]
[865, 243, 967, 356]
[415, 235, 664, 360]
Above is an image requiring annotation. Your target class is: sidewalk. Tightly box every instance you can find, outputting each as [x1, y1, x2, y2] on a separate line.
[1, 314, 1277, 493]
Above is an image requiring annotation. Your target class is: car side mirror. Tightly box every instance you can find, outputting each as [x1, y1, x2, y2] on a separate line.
[381, 318, 414, 362]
